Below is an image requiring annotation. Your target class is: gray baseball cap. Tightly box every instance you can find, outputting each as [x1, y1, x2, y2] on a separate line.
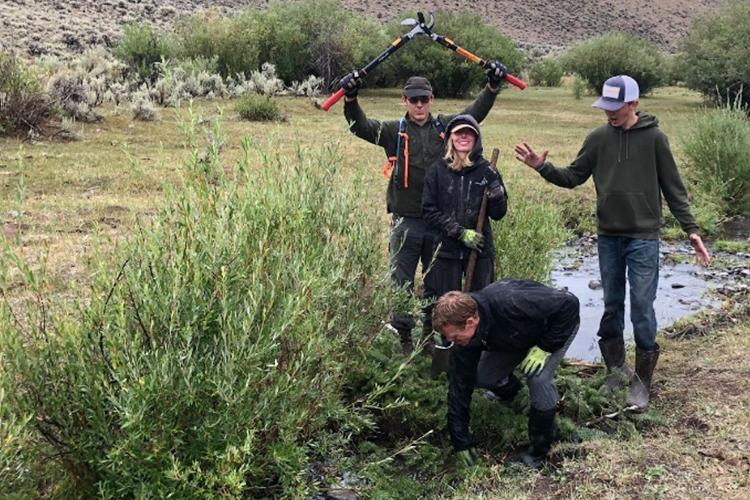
[592, 75, 640, 111]
[403, 77, 433, 98]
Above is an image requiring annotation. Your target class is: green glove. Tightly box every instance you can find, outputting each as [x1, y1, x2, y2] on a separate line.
[456, 447, 477, 467]
[459, 229, 485, 252]
[520, 346, 551, 376]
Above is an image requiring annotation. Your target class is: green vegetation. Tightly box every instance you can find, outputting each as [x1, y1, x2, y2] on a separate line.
[677, 0, 750, 110]
[561, 32, 666, 96]
[0, 116, 398, 497]
[235, 93, 283, 122]
[0, 51, 51, 136]
[713, 240, 750, 254]
[171, 3, 522, 97]
[112, 22, 175, 83]
[527, 57, 564, 88]
[387, 9, 524, 98]
[681, 97, 750, 217]
[174, 0, 388, 89]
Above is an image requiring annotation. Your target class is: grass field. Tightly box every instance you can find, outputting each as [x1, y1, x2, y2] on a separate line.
[1, 84, 749, 499]
[0, 84, 711, 288]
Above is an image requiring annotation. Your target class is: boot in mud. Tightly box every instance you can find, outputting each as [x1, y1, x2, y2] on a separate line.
[598, 337, 633, 393]
[398, 329, 414, 358]
[626, 343, 660, 411]
[520, 407, 556, 469]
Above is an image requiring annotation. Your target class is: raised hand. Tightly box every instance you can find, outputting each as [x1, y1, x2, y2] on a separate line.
[514, 142, 549, 170]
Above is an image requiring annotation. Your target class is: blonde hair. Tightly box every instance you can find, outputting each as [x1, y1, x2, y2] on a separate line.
[432, 291, 478, 331]
[444, 139, 474, 171]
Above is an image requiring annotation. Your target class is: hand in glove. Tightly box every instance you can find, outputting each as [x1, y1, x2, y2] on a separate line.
[520, 346, 551, 377]
[456, 447, 478, 467]
[486, 60, 507, 87]
[484, 167, 505, 199]
[487, 179, 505, 199]
[460, 229, 485, 252]
[340, 70, 363, 98]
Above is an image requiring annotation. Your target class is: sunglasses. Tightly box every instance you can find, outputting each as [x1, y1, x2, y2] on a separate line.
[406, 96, 432, 104]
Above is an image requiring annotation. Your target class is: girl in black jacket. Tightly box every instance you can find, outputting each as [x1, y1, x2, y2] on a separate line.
[422, 114, 508, 325]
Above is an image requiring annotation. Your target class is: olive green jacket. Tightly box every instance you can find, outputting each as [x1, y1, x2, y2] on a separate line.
[344, 87, 498, 217]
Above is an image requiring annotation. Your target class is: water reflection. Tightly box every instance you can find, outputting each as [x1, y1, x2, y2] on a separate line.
[550, 243, 719, 362]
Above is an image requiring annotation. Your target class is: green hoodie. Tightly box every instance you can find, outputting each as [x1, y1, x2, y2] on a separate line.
[537, 112, 698, 239]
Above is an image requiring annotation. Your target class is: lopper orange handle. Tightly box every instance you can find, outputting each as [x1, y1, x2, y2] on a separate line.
[504, 73, 526, 90]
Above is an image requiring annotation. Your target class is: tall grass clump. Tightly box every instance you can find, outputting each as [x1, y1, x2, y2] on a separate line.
[681, 97, 750, 217]
[236, 93, 283, 122]
[677, 0, 750, 110]
[561, 33, 665, 96]
[113, 21, 175, 83]
[492, 189, 571, 282]
[0, 114, 398, 497]
[389, 9, 524, 98]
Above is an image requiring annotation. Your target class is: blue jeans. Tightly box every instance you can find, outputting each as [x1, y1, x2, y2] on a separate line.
[597, 236, 659, 351]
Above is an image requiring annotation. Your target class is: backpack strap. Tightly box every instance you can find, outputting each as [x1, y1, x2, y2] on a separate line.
[383, 118, 409, 187]
[434, 117, 446, 139]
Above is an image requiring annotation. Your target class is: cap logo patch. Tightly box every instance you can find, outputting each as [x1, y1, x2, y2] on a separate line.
[602, 84, 621, 99]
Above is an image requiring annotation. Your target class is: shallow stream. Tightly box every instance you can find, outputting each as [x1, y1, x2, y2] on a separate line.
[550, 237, 750, 361]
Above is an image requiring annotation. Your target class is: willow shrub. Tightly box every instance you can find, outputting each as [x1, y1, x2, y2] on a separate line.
[561, 32, 665, 96]
[388, 9, 524, 98]
[112, 21, 175, 83]
[677, 0, 750, 109]
[175, 0, 389, 90]
[681, 98, 750, 218]
[0, 115, 398, 498]
[527, 57, 564, 87]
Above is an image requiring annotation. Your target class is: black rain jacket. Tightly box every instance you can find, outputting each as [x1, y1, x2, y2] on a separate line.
[422, 115, 508, 260]
[447, 279, 580, 451]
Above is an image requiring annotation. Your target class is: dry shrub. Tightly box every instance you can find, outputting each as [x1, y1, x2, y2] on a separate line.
[0, 51, 53, 136]
[130, 92, 161, 121]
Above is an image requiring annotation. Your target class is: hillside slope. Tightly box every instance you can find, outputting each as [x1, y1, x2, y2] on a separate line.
[0, 0, 728, 59]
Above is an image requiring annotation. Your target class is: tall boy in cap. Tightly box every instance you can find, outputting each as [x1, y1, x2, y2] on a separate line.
[339, 62, 508, 357]
[514, 75, 711, 411]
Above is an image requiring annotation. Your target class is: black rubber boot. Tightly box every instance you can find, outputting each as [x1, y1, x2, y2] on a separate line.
[598, 337, 633, 393]
[626, 343, 660, 411]
[521, 407, 556, 469]
[398, 329, 414, 358]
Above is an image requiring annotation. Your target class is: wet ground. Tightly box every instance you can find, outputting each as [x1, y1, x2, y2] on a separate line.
[551, 236, 750, 362]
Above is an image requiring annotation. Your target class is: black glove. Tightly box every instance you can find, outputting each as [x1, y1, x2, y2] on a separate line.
[488, 179, 505, 200]
[340, 70, 363, 98]
[485, 167, 505, 199]
[486, 60, 507, 87]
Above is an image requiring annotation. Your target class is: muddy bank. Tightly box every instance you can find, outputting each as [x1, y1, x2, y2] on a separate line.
[551, 236, 750, 361]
